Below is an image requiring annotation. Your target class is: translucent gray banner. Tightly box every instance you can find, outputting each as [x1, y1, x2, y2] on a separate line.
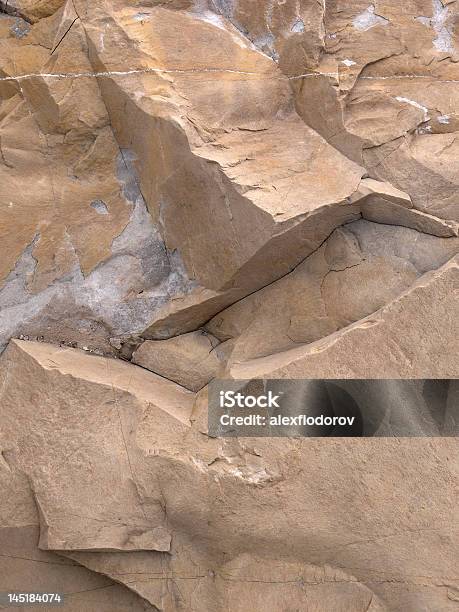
[208, 379, 458, 437]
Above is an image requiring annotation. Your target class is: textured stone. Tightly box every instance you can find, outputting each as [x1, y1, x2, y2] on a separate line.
[70, 2, 382, 329]
[0, 343, 458, 611]
[0, 5, 194, 354]
[230, 256, 458, 379]
[132, 330, 223, 391]
[0, 0, 66, 23]
[0, 339, 194, 551]
[1, 1, 458, 609]
[207, 220, 458, 367]
[290, 0, 459, 222]
[0, 465, 155, 610]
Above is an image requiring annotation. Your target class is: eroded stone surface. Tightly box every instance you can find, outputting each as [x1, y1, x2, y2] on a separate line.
[206, 220, 458, 367]
[133, 330, 223, 391]
[0, 465, 155, 610]
[0, 339, 194, 551]
[1, 1, 458, 610]
[0, 342, 457, 611]
[230, 255, 459, 379]
[0, 7, 195, 353]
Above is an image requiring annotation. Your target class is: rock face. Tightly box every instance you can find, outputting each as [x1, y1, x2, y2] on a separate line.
[0, 341, 458, 611]
[1, 0, 458, 610]
[229, 256, 459, 379]
[132, 330, 224, 391]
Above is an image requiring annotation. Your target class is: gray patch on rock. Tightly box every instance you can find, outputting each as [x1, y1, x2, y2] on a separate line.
[291, 19, 305, 34]
[0, 151, 197, 354]
[252, 33, 278, 60]
[415, 16, 431, 27]
[353, 5, 389, 31]
[10, 17, 30, 37]
[0, 1, 32, 23]
[209, 0, 235, 21]
[208, 0, 279, 60]
[117, 149, 142, 204]
[432, 0, 453, 52]
[90, 199, 109, 215]
[133, 12, 152, 22]
[346, 219, 459, 274]
[415, 1, 454, 52]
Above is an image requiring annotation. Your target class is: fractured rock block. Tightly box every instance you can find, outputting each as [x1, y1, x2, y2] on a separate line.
[0, 463, 156, 610]
[132, 330, 223, 391]
[0, 0, 65, 23]
[73, 4, 368, 314]
[0, 340, 194, 551]
[230, 255, 459, 379]
[206, 220, 458, 367]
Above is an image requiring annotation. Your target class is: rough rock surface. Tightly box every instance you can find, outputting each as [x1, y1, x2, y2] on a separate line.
[1, 341, 458, 612]
[132, 330, 224, 391]
[0, 0, 458, 609]
[230, 255, 459, 379]
[0, 454, 155, 610]
[206, 221, 459, 367]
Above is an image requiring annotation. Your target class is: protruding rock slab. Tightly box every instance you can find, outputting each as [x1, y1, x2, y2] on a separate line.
[0, 340, 194, 551]
[0, 340, 457, 610]
[0, 463, 156, 610]
[206, 220, 458, 367]
[75, 3, 366, 296]
[0, 7, 194, 354]
[230, 256, 459, 379]
[0, 0, 65, 23]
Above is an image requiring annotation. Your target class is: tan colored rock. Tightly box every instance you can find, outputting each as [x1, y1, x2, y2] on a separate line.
[132, 330, 223, 391]
[0, 3, 458, 610]
[355, 179, 459, 237]
[212, 0, 326, 73]
[0, 12, 29, 38]
[230, 255, 458, 379]
[290, 0, 459, 223]
[0, 8, 196, 353]
[0, 341, 458, 611]
[0, 463, 156, 610]
[70, 3, 375, 321]
[364, 131, 459, 221]
[2, 0, 457, 349]
[350, 176, 459, 235]
[0, 339, 194, 551]
[0, 8, 128, 287]
[62, 550, 388, 612]
[0, 0, 65, 22]
[361, 196, 459, 236]
[206, 220, 458, 366]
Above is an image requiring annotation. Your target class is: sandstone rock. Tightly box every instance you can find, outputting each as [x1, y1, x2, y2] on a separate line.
[0, 1, 458, 610]
[0, 342, 457, 611]
[0, 339, 194, 551]
[212, 0, 326, 72]
[0, 9, 194, 353]
[0, 463, 155, 610]
[290, 0, 459, 223]
[63, 550, 389, 612]
[361, 196, 459, 236]
[71, 2, 376, 324]
[0, 1, 65, 22]
[230, 255, 458, 379]
[206, 220, 458, 366]
[132, 330, 223, 391]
